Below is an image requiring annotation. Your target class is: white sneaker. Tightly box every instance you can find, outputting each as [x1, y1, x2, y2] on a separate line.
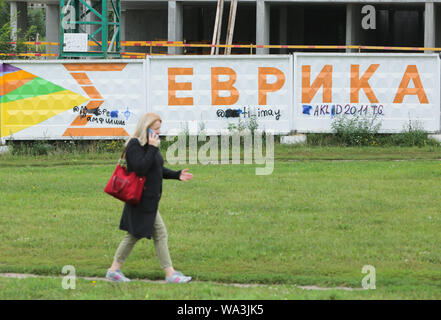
[165, 271, 192, 283]
[106, 269, 131, 282]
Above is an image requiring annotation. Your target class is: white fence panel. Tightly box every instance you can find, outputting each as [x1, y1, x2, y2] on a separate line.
[148, 55, 292, 135]
[293, 53, 440, 133]
[0, 60, 145, 140]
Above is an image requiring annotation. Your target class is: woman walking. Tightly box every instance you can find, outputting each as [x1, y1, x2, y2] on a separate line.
[106, 112, 193, 283]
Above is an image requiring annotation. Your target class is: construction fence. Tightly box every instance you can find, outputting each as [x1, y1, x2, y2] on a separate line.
[0, 53, 439, 140]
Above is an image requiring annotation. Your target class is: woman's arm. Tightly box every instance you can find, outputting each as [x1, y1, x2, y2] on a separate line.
[126, 139, 158, 176]
[163, 167, 182, 180]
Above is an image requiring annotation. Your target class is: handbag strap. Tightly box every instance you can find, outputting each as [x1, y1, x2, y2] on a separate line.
[118, 147, 127, 165]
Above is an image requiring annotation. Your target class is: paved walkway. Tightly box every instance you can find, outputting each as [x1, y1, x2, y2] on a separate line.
[0, 272, 364, 291]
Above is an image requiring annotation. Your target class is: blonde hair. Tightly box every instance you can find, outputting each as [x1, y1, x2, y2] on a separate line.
[125, 112, 162, 147]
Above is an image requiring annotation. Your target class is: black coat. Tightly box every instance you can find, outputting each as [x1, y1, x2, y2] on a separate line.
[118, 138, 182, 239]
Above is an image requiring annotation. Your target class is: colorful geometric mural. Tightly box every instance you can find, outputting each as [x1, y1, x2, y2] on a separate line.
[62, 63, 129, 137]
[0, 63, 89, 138]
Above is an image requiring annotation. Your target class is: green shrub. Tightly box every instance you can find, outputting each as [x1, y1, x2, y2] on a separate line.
[378, 121, 439, 147]
[330, 114, 382, 146]
[7, 140, 128, 156]
[9, 140, 53, 156]
[304, 118, 440, 147]
[305, 133, 338, 146]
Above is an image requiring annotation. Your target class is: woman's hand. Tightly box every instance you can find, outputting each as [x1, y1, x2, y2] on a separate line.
[179, 168, 193, 182]
[148, 131, 160, 147]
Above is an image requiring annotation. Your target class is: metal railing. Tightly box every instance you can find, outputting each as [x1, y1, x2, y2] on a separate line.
[2, 41, 441, 59]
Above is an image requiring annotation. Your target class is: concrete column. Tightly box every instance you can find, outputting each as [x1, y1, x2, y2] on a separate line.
[120, 9, 127, 42]
[168, 0, 183, 54]
[435, 4, 441, 47]
[256, 0, 269, 54]
[345, 4, 354, 52]
[424, 2, 435, 53]
[346, 4, 361, 52]
[10, 2, 18, 41]
[84, 1, 91, 35]
[279, 6, 288, 54]
[10, 2, 28, 41]
[46, 4, 59, 59]
[119, 8, 126, 56]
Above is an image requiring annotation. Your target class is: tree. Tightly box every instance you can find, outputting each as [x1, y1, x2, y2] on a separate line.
[0, 0, 9, 28]
[28, 5, 46, 38]
[0, 0, 45, 59]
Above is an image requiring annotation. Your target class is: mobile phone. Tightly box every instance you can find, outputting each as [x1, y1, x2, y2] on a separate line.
[148, 128, 156, 137]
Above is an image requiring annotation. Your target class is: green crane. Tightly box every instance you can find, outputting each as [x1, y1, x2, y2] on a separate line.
[58, 0, 121, 59]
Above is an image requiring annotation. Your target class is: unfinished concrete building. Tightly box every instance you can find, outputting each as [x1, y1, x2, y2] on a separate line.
[7, 0, 441, 55]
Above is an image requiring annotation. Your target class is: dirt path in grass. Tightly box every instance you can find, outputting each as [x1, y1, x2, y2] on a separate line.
[0, 272, 363, 291]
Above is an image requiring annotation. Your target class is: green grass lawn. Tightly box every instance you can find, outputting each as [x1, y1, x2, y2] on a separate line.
[0, 145, 440, 299]
[1, 276, 440, 299]
[2, 144, 441, 166]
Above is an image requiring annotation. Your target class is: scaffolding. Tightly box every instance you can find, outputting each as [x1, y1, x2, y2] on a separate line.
[58, 0, 121, 59]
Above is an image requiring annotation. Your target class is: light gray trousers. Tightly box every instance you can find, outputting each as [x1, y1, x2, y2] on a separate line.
[114, 211, 172, 269]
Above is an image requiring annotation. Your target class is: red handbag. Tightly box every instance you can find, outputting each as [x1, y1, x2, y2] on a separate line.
[104, 148, 146, 205]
